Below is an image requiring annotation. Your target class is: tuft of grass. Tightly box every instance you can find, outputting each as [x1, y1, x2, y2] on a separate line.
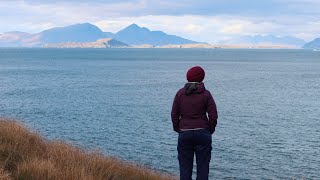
[0, 119, 176, 180]
[0, 167, 11, 180]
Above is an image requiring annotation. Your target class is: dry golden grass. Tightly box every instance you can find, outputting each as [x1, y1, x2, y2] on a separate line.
[0, 167, 11, 180]
[0, 119, 175, 180]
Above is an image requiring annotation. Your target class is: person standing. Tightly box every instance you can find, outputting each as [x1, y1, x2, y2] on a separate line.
[171, 66, 218, 180]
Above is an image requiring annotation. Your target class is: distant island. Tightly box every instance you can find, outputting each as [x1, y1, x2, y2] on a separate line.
[303, 38, 320, 49]
[43, 38, 129, 48]
[218, 35, 306, 49]
[43, 38, 296, 49]
[0, 22, 319, 49]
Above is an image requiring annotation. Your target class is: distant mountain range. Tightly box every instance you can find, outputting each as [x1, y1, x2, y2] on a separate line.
[1, 23, 319, 48]
[0, 23, 198, 47]
[218, 35, 306, 48]
[113, 24, 197, 46]
[39, 23, 113, 44]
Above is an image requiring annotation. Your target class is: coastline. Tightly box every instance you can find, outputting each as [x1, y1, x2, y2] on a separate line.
[42, 42, 300, 49]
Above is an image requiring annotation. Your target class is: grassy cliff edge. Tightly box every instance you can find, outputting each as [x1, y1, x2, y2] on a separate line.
[0, 119, 175, 180]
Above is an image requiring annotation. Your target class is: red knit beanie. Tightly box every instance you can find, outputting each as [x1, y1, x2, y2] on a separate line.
[186, 66, 205, 82]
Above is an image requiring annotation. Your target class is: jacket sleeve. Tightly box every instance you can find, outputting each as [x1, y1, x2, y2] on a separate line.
[206, 91, 218, 134]
[171, 91, 181, 133]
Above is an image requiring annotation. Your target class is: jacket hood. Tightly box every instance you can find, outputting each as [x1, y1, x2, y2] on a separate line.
[184, 82, 206, 96]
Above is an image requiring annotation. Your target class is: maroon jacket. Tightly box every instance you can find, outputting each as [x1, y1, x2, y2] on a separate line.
[171, 82, 218, 133]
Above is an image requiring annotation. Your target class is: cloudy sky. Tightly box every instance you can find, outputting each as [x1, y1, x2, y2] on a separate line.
[1, 0, 320, 43]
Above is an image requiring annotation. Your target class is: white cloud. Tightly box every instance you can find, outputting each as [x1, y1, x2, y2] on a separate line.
[1, 1, 320, 42]
[220, 23, 248, 34]
[91, 15, 320, 43]
[184, 24, 204, 34]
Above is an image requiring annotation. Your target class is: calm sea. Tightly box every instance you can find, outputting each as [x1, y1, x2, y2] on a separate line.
[0, 48, 319, 179]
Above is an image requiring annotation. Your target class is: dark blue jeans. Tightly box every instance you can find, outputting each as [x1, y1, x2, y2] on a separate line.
[178, 129, 212, 180]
